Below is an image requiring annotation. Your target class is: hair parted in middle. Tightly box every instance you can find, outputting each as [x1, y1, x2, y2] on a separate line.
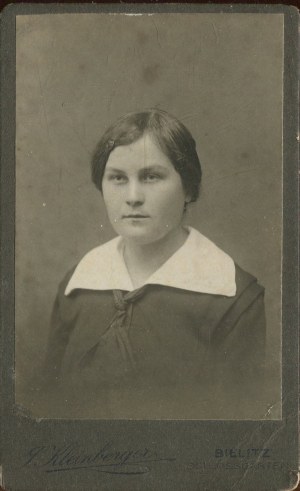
[91, 108, 202, 202]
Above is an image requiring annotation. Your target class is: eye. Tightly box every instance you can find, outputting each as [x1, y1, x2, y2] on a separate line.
[107, 174, 127, 184]
[143, 173, 162, 183]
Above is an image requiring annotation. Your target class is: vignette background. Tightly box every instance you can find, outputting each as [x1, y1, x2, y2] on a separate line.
[16, 13, 283, 417]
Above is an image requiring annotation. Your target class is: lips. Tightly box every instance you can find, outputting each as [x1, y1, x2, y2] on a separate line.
[122, 214, 149, 218]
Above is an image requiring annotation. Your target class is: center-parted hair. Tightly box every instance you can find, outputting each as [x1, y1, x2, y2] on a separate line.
[91, 109, 202, 202]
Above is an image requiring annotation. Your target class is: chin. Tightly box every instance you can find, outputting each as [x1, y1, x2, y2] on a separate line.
[120, 228, 171, 246]
[122, 232, 156, 245]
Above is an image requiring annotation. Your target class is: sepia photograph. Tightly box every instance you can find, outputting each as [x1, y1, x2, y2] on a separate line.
[1, 4, 299, 491]
[14, 11, 284, 421]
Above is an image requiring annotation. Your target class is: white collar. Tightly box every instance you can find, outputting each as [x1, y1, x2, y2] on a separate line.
[65, 227, 236, 297]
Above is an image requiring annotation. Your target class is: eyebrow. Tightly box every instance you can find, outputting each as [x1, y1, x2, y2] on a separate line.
[105, 165, 168, 173]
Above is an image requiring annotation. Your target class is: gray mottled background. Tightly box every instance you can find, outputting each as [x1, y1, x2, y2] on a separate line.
[15, 13, 283, 417]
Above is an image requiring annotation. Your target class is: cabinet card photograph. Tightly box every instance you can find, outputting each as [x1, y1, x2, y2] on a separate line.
[1, 5, 299, 491]
[14, 11, 284, 421]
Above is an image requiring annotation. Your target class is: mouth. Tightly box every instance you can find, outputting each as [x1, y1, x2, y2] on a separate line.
[122, 214, 150, 219]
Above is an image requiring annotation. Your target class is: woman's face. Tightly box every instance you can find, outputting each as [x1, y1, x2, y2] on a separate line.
[102, 133, 189, 245]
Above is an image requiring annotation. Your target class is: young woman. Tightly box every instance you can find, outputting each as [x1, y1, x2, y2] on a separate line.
[43, 109, 266, 419]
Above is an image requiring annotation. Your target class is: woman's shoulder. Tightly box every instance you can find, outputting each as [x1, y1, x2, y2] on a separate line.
[234, 263, 264, 299]
[72, 236, 121, 273]
[54, 239, 114, 292]
[186, 228, 264, 298]
[59, 235, 128, 296]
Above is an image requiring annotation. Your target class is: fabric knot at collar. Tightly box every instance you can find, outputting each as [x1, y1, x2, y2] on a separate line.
[112, 287, 146, 312]
[108, 288, 148, 368]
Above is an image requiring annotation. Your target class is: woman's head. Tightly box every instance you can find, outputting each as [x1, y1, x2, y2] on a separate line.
[91, 109, 202, 202]
[91, 109, 202, 245]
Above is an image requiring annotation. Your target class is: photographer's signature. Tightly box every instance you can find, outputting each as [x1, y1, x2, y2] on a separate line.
[23, 442, 176, 475]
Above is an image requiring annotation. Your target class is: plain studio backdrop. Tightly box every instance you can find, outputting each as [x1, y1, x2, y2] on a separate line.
[15, 12, 283, 418]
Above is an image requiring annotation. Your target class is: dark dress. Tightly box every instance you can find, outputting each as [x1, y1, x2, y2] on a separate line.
[42, 263, 266, 420]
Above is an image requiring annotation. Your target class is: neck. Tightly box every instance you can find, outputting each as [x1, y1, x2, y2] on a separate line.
[123, 226, 189, 289]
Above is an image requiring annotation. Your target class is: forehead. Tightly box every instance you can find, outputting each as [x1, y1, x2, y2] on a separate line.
[105, 133, 173, 171]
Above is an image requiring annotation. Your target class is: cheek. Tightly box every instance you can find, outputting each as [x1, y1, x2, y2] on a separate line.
[102, 189, 121, 215]
[152, 187, 185, 220]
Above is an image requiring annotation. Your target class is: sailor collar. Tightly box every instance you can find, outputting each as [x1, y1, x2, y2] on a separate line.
[65, 227, 236, 297]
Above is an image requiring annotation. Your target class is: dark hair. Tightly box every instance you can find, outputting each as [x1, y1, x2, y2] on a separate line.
[91, 109, 202, 202]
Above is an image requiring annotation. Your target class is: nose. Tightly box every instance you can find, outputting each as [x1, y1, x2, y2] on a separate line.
[125, 180, 145, 207]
